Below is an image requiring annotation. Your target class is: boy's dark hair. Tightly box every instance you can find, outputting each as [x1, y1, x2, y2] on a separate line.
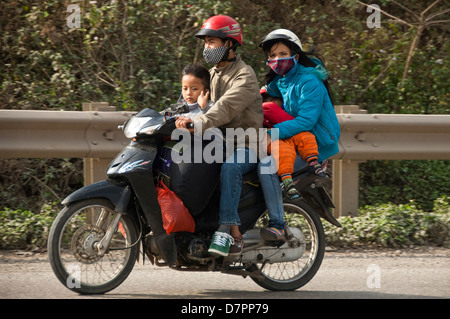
[182, 64, 211, 91]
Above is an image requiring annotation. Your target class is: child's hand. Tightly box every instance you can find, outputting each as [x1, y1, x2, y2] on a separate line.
[198, 90, 210, 109]
[176, 116, 191, 127]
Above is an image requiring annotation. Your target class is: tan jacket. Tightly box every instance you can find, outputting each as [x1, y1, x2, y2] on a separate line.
[193, 55, 263, 152]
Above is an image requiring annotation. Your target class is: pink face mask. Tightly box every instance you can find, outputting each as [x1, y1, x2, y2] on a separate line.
[266, 55, 297, 75]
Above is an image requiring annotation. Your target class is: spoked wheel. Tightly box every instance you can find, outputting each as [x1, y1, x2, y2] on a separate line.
[249, 200, 325, 291]
[48, 198, 139, 294]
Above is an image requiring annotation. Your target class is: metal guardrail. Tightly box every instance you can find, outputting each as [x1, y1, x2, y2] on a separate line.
[1, 105, 449, 217]
[1, 108, 449, 160]
[336, 112, 450, 160]
[0, 109, 132, 158]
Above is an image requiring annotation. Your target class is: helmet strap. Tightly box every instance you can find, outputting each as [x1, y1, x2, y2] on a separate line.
[221, 39, 238, 62]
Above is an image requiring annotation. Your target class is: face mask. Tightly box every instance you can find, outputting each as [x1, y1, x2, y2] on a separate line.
[266, 55, 297, 75]
[203, 46, 228, 65]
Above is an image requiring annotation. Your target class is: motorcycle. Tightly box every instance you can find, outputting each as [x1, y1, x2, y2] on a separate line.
[47, 105, 341, 294]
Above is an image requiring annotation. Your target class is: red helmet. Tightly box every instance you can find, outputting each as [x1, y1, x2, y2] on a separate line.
[195, 15, 243, 46]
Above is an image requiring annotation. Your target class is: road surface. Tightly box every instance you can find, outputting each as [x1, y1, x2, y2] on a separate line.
[1, 247, 449, 300]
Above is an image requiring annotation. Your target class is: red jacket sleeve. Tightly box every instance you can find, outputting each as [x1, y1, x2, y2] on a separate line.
[263, 101, 295, 128]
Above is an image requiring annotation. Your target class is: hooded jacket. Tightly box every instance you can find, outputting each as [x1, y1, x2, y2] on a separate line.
[267, 61, 340, 161]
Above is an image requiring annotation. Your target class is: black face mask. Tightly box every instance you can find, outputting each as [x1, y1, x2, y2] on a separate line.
[203, 45, 228, 65]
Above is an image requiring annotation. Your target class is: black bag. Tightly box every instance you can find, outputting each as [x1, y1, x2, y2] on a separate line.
[155, 138, 223, 217]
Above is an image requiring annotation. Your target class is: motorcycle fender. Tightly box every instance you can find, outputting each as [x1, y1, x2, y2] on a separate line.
[296, 175, 342, 228]
[301, 187, 342, 227]
[61, 180, 131, 214]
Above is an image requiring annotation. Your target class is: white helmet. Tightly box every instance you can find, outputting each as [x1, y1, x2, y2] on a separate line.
[259, 29, 303, 51]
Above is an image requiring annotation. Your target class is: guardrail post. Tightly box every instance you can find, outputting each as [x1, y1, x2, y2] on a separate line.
[82, 102, 116, 185]
[332, 105, 367, 217]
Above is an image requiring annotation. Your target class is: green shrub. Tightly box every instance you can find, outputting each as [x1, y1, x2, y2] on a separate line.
[0, 204, 56, 250]
[0, 158, 82, 214]
[323, 196, 450, 248]
[0, 197, 449, 250]
[1, 1, 449, 216]
[0, 0, 449, 251]
[359, 160, 450, 211]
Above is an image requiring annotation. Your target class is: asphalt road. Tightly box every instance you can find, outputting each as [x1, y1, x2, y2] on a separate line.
[1, 247, 449, 300]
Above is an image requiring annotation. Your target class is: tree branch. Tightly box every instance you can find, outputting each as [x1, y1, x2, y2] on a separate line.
[356, 1, 413, 27]
[421, 0, 441, 18]
[425, 19, 450, 27]
[27, 173, 62, 203]
[391, 0, 420, 21]
[425, 8, 450, 22]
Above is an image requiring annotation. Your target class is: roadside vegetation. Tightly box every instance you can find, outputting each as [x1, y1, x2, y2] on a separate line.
[2, 196, 449, 250]
[0, 1, 448, 250]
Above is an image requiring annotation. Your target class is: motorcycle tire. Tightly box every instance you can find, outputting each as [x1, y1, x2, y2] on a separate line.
[248, 199, 325, 291]
[48, 198, 139, 294]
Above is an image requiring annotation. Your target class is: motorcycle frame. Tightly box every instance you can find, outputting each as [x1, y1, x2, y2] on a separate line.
[61, 122, 340, 267]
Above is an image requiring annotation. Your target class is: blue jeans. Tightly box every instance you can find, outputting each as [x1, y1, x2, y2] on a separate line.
[219, 148, 258, 225]
[258, 156, 285, 229]
[258, 155, 327, 229]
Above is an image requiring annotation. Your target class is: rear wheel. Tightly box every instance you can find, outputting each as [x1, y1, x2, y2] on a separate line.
[48, 198, 138, 294]
[249, 200, 325, 291]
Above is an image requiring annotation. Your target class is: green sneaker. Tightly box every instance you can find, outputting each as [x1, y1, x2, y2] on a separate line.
[208, 231, 234, 257]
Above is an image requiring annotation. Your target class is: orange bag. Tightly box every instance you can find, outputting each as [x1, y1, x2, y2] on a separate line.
[156, 181, 195, 235]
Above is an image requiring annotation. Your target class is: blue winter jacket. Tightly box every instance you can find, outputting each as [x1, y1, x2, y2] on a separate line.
[267, 60, 340, 161]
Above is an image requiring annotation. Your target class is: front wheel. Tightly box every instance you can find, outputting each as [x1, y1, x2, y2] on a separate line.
[249, 200, 325, 291]
[48, 198, 139, 294]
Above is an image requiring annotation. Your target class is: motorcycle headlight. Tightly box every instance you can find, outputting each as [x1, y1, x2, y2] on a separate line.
[137, 123, 163, 135]
[122, 117, 153, 138]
